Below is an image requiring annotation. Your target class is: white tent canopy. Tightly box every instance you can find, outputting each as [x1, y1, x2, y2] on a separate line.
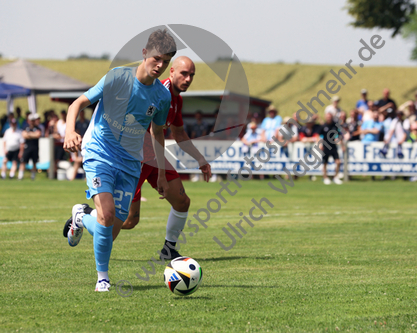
[0, 59, 91, 113]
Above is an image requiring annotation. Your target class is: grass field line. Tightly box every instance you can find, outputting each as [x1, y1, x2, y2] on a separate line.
[0, 209, 401, 225]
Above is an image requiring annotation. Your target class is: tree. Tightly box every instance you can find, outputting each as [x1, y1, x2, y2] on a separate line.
[402, 13, 417, 59]
[346, 0, 415, 37]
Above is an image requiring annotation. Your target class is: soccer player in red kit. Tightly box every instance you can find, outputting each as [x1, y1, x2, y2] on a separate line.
[121, 56, 211, 258]
[64, 56, 212, 259]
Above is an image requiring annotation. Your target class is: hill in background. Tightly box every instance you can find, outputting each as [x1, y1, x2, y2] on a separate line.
[0, 59, 416, 119]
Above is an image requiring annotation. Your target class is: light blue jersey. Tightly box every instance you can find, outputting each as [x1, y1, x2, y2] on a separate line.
[82, 67, 171, 177]
[361, 120, 382, 143]
[261, 116, 282, 141]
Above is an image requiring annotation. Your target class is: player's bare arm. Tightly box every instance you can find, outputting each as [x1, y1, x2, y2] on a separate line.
[151, 121, 169, 199]
[171, 124, 212, 182]
[64, 95, 91, 153]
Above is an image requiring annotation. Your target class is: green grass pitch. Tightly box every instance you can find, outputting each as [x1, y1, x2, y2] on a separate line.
[0, 176, 416, 332]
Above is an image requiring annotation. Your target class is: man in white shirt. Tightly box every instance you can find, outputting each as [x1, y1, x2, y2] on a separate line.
[324, 95, 342, 122]
[1, 118, 24, 179]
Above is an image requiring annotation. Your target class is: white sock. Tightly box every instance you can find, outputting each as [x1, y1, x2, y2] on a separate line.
[9, 171, 15, 178]
[18, 170, 24, 179]
[1, 171, 5, 179]
[97, 271, 109, 282]
[166, 207, 188, 242]
[91, 209, 97, 217]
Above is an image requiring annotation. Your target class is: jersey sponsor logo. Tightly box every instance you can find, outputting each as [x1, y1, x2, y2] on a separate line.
[116, 96, 128, 100]
[103, 112, 146, 135]
[124, 114, 136, 125]
[146, 105, 156, 116]
[92, 177, 102, 188]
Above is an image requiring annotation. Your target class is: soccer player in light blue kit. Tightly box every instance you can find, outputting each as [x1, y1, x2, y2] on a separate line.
[64, 29, 176, 291]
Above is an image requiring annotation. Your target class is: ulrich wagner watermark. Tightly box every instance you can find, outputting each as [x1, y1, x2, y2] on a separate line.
[115, 34, 385, 296]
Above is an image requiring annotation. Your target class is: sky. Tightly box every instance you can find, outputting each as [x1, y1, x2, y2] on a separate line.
[0, 0, 416, 67]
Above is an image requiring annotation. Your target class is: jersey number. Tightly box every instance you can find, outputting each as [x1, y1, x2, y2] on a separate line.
[114, 190, 133, 216]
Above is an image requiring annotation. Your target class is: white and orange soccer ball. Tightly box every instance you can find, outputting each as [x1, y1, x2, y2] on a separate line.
[163, 257, 203, 296]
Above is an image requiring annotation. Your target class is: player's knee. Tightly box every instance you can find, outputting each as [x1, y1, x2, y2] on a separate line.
[180, 195, 191, 211]
[98, 209, 115, 226]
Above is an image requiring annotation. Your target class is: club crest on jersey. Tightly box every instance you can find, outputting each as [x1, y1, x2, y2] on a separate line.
[92, 177, 101, 188]
[146, 104, 156, 116]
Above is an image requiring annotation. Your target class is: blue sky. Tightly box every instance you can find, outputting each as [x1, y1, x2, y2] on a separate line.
[0, 0, 415, 66]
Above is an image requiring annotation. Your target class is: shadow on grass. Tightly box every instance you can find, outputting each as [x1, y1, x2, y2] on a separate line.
[112, 256, 275, 263]
[173, 296, 212, 300]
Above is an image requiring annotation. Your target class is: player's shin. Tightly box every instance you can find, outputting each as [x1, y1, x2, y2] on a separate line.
[82, 214, 97, 236]
[94, 223, 114, 280]
[166, 207, 188, 246]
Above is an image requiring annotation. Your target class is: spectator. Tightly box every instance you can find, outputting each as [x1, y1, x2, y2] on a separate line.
[377, 88, 397, 114]
[1, 113, 15, 136]
[380, 110, 407, 159]
[324, 95, 342, 122]
[75, 109, 90, 137]
[190, 110, 208, 139]
[260, 105, 282, 142]
[347, 109, 362, 141]
[398, 97, 417, 117]
[276, 116, 299, 149]
[361, 109, 382, 143]
[356, 89, 369, 115]
[338, 111, 349, 135]
[45, 111, 58, 137]
[408, 121, 417, 142]
[19, 114, 41, 180]
[53, 110, 67, 176]
[398, 91, 417, 118]
[318, 112, 343, 185]
[299, 118, 320, 143]
[1, 118, 24, 179]
[362, 101, 376, 122]
[381, 107, 396, 143]
[241, 122, 262, 154]
[33, 114, 45, 137]
[0, 114, 8, 136]
[43, 110, 52, 133]
[15, 107, 25, 129]
[20, 111, 31, 130]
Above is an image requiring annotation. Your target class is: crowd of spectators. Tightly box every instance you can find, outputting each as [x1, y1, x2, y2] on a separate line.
[0, 108, 89, 180]
[237, 88, 417, 183]
[239, 88, 417, 151]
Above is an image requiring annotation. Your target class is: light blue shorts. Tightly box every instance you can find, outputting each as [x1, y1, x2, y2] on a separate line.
[83, 159, 140, 222]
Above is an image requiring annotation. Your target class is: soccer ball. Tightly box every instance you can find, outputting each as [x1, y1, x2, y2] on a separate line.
[164, 257, 203, 296]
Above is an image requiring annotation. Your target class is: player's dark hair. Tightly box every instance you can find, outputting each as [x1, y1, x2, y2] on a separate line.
[146, 29, 177, 58]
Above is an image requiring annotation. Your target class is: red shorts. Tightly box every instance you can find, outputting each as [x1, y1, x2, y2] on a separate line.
[132, 160, 180, 202]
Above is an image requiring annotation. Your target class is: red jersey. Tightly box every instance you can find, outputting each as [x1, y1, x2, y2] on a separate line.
[142, 78, 184, 162]
[161, 78, 184, 129]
